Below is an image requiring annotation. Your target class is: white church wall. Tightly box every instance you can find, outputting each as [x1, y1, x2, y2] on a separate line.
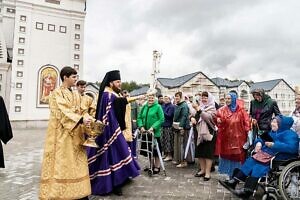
[5, 0, 85, 122]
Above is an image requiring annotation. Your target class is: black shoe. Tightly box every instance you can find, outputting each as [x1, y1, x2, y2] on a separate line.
[233, 188, 253, 199]
[219, 179, 239, 193]
[203, 176, 211, 181]
[112, 187, 123, 196]
[211, 166, 215, 172]
[233, 177, 258, 199]
[187, 161, 195, 165]
[143, 167, 150, 172]
[194, 171, 205, 177]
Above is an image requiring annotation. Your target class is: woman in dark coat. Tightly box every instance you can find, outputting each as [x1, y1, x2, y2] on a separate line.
[172, 91, 191, 168]
[0, 96, 13, 168]
[161, 95, 175, 161]
[250, 88, 281, 139]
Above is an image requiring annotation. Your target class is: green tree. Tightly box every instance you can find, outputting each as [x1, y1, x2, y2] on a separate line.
[122, 81, 141, 92]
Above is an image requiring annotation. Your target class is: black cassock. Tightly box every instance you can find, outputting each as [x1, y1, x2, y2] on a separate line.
[0, 96, 13, 168]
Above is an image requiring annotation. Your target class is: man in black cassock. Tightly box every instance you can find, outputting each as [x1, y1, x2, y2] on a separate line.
[0, 96, 13, 168]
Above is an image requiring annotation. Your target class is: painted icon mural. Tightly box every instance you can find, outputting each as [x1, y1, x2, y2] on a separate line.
[37, 65, 59, 107]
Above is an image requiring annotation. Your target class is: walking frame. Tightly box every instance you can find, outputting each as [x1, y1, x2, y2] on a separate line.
[137, 130, 167, 176]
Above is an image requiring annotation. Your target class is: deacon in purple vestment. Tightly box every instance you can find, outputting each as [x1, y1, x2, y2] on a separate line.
[87, 70, 140, 196]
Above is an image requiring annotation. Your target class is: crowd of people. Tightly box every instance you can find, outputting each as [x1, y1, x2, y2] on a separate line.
[20, 66, 299, 199]
[130, 85, 300, 199]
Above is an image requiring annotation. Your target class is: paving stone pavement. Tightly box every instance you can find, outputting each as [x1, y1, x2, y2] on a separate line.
[1, 128, 244, 200]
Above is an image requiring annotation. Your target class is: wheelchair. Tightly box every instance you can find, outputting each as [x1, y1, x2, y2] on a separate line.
[255, 156, 300, 200]
[278, 159, 300, 200]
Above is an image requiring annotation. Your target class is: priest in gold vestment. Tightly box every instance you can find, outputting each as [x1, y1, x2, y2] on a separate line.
[39, 67, 93, 200]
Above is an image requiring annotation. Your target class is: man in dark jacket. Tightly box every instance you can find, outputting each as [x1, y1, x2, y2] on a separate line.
[250, 88, 281, 141]
[0, 96, 13, 168]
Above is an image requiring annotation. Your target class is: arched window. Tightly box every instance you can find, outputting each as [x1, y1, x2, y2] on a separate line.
[37, 65, 59, 107]
[240, 90, 248, 100]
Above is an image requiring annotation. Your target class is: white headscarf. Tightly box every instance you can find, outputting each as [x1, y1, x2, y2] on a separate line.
[199, 92, 215, 111]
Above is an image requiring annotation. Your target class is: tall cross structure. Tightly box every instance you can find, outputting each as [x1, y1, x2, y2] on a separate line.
[150, 50, 162, 90]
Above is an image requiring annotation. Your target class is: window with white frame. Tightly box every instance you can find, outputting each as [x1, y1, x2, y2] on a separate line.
[75, 24, 80, 30]
[16, 83, 22, 89]
[20, 26, 26, 32]
[19, 37, 25, 44]
[15, 106, 21, 112]
[48, 24, 55, 32]
[36, 22, 43, 30]
[74, 44, 80, 50]
[74, 54, 80, 60]
[20, 15, 26, 21]
[6, 8, 15, 13]
[18, 48, 24, 55]
[17, 71, 23, 77]
[74, 64, 79, 70]
[15, 94, 22, 101]
[75, 34, 80, 40]
[59, 26, 66, 33]
[17, 60, 24, 66]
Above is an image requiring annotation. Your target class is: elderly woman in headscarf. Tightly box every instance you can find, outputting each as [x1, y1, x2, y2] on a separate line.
[215, 92, 251, 178]
[290, 94, 300, 135]
[191, 91, 217, 181]
[250, 88, 281, 140]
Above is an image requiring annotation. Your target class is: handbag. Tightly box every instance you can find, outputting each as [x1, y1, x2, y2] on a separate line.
[172, 122, 181, 130]
[252, 151, 273, 164]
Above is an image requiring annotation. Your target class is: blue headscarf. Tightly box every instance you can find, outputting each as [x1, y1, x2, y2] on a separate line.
[273, 115, 294, 132]
[228, 92, 237, 112]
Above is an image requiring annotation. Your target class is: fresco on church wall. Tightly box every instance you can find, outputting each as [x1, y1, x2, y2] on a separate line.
[37, 65, 59, 107]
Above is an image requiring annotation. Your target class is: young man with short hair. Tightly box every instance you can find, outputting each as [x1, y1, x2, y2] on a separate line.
[76, 80, 96, 117]
[39, 66, 93, 200]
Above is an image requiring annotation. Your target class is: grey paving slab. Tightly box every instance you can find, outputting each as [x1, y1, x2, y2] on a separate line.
[0, 128, 243, 200]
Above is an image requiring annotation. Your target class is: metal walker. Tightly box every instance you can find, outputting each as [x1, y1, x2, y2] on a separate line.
[137, 130, 167, 176]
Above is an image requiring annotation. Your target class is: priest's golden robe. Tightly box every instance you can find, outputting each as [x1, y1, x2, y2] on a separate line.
[39, 87, 93, 200]
[123, 103, 133, 142]
[80, 94, 96, 118]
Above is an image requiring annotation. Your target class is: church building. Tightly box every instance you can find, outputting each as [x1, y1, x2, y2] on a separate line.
[0, 0, 86, 127]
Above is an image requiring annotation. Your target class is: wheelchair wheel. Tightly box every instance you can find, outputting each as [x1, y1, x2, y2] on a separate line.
[279, 160, 300, 200]
[262, 193, 277, 200]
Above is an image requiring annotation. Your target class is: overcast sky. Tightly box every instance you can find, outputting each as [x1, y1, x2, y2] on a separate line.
[83, 0, 300, 87]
